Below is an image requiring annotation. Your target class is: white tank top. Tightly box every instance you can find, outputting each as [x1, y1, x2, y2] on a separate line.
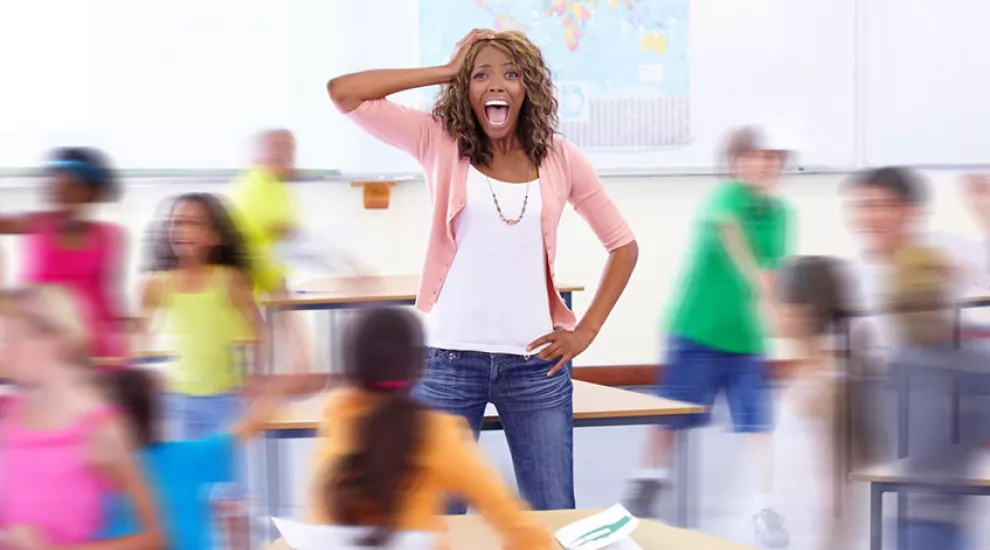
[426, 166, 554, 355]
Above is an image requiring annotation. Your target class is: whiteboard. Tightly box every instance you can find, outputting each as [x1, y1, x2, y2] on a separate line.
[0, 0, 857, 173]
[0, 0, 350, 171]
[863, 0, 990, 167]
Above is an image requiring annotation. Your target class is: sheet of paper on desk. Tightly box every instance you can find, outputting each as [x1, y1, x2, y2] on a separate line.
[554, 504, 642, 550]
[272, 517, 434, 550]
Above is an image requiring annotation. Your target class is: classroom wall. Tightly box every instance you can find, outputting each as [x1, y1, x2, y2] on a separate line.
[0, 170, 979, 366]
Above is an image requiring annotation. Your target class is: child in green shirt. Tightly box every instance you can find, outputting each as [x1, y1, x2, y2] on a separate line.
[624, 126, 793, 548]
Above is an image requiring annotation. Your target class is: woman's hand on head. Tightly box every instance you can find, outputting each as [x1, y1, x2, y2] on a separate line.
[446, 28, 497, 76]
[527, 326, 596, 376]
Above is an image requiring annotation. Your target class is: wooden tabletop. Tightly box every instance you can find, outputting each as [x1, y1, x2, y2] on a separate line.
[850, 451, 990, 487]
[265, 509, 754, 549]
[263, 275, 584, 308]
[260, 380, 704, 432]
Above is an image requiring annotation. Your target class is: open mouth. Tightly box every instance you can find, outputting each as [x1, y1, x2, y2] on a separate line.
[484, 99, 510, 127]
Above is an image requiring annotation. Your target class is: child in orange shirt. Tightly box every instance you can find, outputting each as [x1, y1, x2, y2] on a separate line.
[310, 307, 552, 549]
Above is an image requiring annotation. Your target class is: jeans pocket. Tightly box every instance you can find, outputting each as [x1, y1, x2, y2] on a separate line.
[524, 353, 571, 378]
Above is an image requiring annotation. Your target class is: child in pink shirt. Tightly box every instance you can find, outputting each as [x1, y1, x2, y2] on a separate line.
[0, 285, 162, 549]
[0, 147, 128, 366]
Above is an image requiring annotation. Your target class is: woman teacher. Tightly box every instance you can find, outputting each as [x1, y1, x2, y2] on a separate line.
[327, 29, 638, 511]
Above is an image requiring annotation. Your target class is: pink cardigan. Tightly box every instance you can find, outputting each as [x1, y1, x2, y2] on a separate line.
[347, 99, 635, 329]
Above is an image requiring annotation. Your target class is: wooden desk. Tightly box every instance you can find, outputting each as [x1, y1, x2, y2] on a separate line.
[89, 350, 174, 368]
[261, 380, 704, 433]
[263, 275, 584, 310]
[851, 451, 990, 550]
[257, 274, 584, 374]
[258, 383, 704, 536]
[265, 509, 754, 550]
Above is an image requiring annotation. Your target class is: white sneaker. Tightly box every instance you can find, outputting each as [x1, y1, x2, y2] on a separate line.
[753, 508, 790, 548]
[622, 477, 670, 519]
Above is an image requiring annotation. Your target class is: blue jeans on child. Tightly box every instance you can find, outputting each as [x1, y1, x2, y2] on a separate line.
[166, 392, 241, 439]
[165, 392, 246, 501]
[656, 335, 772, 432]
[415, 348, 575, 512]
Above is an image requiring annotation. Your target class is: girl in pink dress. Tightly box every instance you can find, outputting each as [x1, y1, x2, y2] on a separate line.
[0, 284, 162, 549]
[0, 147, 128, 365]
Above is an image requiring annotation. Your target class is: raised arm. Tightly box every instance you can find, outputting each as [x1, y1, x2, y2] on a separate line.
[326, 30, 494, 172]
[326, 29, 494, 114]
[327, 66, 455, 114]
[228, 373, 305, 441]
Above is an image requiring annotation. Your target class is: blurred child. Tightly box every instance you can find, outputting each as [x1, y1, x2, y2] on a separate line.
[311, 307, 552, 549]
[624, 126, 793, 547]
[884, 244, 987, 550]
[137, 193, 269, 548]
[772, 256, 854, 550]
[0, 148, 129, 365]
[100, 367, 303, 550]
[0, 284, 162, 549]
[227, 129, 313, 370]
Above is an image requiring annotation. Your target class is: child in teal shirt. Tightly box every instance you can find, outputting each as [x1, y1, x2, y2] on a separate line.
[100, 368, 300, 550]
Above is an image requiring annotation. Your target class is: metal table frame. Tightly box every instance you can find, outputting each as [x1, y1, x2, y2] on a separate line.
[842, 299, 990, 550]
[868, 480, 990, 549]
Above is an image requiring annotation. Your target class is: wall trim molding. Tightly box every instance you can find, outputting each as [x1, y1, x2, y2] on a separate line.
[252, 360, 800, 395]
[571, 361, 799, 387]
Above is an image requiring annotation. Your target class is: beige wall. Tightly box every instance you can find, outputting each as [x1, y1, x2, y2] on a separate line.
[0, 170, 978, 366]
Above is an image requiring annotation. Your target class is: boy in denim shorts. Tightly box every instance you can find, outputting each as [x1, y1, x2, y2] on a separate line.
[624, 126, 793, 548]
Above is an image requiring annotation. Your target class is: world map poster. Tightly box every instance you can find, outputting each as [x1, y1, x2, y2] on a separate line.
[419, 0, 691, 150]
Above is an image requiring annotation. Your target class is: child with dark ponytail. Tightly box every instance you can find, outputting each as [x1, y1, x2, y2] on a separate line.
[311, 307, 552, 549]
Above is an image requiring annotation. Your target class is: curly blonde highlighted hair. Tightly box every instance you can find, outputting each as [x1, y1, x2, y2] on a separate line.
[432, 31, 559, 168]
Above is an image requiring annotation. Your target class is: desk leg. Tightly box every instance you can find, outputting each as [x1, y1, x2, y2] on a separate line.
[870, 483, 883, 550]
[266, 306, 276, 375]
[840, 317, 853, 519]
[265, 432, 281, 542]
[898, 370, 910, 459]
[316, 310, 331, 374]
[952, 306, 962, 445]
[951, 378, 961, 444]
[329, 310, 341, 374]
[896, 491, 908, 550]
[260, 305, 278, 543]
[674, 428, 692, 527]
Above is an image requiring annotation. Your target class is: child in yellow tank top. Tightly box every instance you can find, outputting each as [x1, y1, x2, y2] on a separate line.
[136, 192, 269, 550]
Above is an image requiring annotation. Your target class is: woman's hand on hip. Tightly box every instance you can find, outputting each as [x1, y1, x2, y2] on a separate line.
[447, 28, 496, 74]
[527, 327, 596, 376]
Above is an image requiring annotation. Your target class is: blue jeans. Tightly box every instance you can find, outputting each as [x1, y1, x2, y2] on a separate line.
[656, 335, 772, 432]
[164, 392, 246, 500]
[415, 348, 575, 512]
[898, 520, 965, 550]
